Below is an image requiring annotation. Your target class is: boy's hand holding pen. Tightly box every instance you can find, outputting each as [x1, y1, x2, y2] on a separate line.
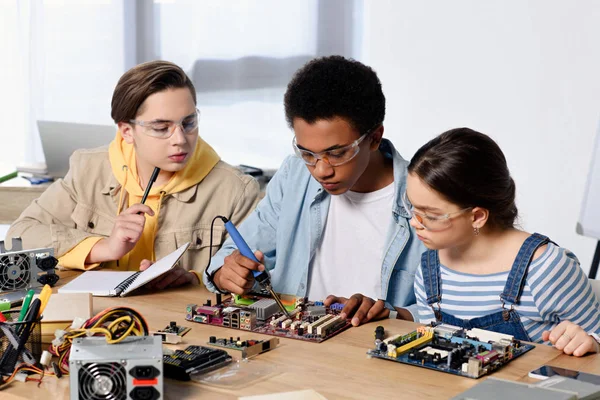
[85, 167, 160, 264]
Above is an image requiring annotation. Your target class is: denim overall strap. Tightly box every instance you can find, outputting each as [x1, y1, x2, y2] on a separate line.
[438, 306, 532, 341]
[421, 250, 442, 305]
[500, 233, 551, 306]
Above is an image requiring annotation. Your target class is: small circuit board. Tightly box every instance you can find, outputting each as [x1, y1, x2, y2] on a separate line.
[185, 293, 350, 343]
[367, 323, 535, 379]
[151, 321, 191, 344]
[207, 336, 280, 358]
[163, 345, 232, 381]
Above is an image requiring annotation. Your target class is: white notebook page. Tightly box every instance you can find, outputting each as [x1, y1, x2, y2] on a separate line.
[58, 271, 135, 296]
[57, 242, 190, 297]
[121, 242, 190, 296]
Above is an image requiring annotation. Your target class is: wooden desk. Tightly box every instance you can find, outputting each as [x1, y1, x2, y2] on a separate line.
[3, 274, 600, 399]
[0, 177, 50, 224]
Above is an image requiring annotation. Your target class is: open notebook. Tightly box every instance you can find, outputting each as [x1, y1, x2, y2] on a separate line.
[58, 243, 190, 297]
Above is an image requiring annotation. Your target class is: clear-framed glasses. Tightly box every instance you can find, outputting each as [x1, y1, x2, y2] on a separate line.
[293, 130, 373, 167]
[129, 108, 200, 139]
[401, 191, 472, 231]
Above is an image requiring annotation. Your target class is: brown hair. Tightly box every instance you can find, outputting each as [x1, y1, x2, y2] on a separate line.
[408, 128, 518, 230]
[110, 60, 196, 123]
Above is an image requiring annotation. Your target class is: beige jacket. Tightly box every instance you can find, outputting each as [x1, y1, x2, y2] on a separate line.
[7, 146, 261, 273]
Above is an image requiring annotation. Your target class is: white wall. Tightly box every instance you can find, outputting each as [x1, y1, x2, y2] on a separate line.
[362, 0, 600, 274]
[0, 0, 127, 169]
[41, 0, 127, 126]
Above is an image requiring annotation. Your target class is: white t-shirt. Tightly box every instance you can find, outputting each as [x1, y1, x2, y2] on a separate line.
[306, 182, 395, 301]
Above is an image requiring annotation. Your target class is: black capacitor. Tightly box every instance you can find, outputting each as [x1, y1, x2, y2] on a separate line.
[297, 327, 304, 336]
[375, 326, 385, 341]
[209, 336, 216, 343]
[216, 294, 222, 305]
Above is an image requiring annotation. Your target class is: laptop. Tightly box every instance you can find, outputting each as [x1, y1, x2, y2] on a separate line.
[37, 120, 116, 178]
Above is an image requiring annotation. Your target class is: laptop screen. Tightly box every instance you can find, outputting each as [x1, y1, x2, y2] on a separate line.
[37, 121, 116, 178]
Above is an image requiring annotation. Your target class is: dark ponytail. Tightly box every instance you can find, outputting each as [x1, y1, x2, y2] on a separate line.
[408, 128, 518, 230]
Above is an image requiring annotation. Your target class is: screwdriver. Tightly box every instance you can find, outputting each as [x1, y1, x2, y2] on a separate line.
[219, 217, 291, 318]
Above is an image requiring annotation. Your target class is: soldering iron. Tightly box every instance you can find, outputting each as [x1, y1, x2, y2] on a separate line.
[217, 217, 291, 318]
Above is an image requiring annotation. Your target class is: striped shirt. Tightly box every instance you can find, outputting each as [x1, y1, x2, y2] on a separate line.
[414, 243, 600, 343]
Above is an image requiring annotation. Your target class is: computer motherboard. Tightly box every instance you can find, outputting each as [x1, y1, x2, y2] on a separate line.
[367, 323, 535, 378]
[185, 293, 351, 343]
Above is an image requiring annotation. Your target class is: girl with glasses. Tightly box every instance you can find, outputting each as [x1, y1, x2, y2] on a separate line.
[406, 128, 600, 356]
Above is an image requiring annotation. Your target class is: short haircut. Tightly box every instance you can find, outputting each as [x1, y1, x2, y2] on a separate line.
[284, 55, 385, 135]
[111, 60, 196, 123]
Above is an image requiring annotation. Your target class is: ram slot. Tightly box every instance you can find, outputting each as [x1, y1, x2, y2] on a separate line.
[307, 314, 334, 334]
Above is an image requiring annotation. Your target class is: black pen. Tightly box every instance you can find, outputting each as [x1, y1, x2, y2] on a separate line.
[141, 167, 161, 205]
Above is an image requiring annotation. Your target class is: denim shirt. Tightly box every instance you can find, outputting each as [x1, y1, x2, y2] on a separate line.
[204, 139, 425, 318]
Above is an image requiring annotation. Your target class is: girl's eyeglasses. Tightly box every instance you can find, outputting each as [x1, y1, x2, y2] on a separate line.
[401, 191, 472, 231]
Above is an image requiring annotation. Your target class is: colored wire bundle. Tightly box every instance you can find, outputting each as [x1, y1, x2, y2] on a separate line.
[0, 307, 149, 387]
[0, 363, 48, 387]
[49, 306, 149, 375]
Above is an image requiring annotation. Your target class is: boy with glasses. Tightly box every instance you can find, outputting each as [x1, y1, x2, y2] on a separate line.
[204, 56, 425, 325]
[8, 61, 261, 289]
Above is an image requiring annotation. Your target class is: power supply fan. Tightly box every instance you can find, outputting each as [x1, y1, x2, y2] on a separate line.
[0, 252, 31, 291]
[78, 362, 127, 400]
[0, 238, 59, 292]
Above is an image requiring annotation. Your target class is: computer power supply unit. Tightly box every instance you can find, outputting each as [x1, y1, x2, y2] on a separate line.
[0, 238, 58, 292]
[69, 336, 163, 400]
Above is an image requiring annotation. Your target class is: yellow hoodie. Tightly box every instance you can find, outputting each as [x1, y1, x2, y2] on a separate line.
[58, 132, 220, 271]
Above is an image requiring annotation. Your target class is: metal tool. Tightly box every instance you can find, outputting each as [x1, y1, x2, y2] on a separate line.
[220, 217, 291, 318]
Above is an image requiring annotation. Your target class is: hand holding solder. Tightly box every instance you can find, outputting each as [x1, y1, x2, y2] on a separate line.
[214, 249, 265, 294]
[216, 217, 291, 318]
